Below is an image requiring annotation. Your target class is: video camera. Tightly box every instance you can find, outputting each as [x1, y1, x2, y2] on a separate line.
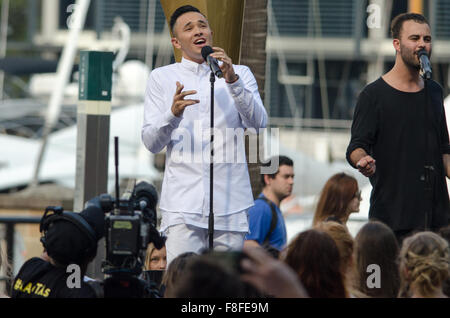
[95, 137, 165, 297]
[90, 180, 163, 298]
[98, 181, 162, 275]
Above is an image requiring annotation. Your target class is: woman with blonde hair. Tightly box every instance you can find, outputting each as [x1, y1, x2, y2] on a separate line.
[0, 244, 10, 297]
[313, 173, 361, 226]
[315, 221, 354, 288]
[398, 231, 449, 298]
[144, 239, 167, 271]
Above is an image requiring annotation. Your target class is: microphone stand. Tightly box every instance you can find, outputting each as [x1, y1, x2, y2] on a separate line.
[208, 71, 215, 251]
[423, 76, 433, 230]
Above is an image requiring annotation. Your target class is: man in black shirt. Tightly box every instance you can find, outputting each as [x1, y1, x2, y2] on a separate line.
[347, 13, 450, 242]
[11, 205, 105, 298]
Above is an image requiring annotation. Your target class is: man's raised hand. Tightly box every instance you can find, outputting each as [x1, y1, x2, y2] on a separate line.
[356, 155, 376, 177]
[171, 81, 199, 117]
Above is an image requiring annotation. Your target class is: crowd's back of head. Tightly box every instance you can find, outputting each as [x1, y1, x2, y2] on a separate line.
[315, 221, 354, 276]
[161, 252, 197, 298]
[398, 231, 449, 298]
[352, 221, 400, 298]
[169, 252, 260, 298]
[284, 229, 347, 298]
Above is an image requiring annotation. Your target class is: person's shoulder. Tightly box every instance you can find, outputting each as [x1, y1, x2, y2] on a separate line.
[354, 77, 386, 104]
[20, 257, 48, 269]
[25, 256, 45, 263]
[150, 63, 178, 77]
[362, 77, 385, 94]
[150, 63, 176, 74]
[249, 196, 273, 214]
[13, 257, 51, 288]
[427, 79, 444, 94]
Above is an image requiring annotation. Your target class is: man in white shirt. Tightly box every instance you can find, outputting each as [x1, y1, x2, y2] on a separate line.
[141, 5, 267, 265]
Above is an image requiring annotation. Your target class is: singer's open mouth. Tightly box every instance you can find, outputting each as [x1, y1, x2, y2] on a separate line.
[194, 38, 206, 46]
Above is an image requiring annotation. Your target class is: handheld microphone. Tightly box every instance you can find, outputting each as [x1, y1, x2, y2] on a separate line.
[417, 49, 432, 80]
[201, 46, 223, 78]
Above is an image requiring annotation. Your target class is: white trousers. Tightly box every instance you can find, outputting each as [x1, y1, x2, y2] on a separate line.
[164, 223, 246, 267]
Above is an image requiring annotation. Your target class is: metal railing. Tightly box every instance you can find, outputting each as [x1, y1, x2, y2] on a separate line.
[0, 216, 41, 296]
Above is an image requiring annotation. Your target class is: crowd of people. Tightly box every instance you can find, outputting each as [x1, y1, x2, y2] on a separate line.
[2, 166, 448, 298]
[135, 172, 449, 299]
[137, 215, 450, 298]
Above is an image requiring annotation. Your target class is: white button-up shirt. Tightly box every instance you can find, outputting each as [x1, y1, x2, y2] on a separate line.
[142, 58, 267, 232]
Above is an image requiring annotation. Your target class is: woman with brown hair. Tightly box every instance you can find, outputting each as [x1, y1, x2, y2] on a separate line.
[351, 221, 400, 298]
[313, 173, 361, 226]
[284, 229, 347, 298]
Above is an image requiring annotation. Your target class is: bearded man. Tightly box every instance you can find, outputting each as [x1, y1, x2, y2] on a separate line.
[346, 13, 450, 243]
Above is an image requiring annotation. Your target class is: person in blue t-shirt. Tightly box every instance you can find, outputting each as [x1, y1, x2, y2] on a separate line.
[244, 156, 294, 254]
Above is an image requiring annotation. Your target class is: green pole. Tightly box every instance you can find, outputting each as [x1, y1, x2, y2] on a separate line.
[74, 50, 113, 280]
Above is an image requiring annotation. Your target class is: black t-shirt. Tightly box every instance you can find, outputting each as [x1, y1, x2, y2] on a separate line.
[347, 77, 450, 231]
[11, 257, 97, 298]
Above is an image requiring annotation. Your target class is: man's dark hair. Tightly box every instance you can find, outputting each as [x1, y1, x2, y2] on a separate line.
[260, 155, 294, 187]
[390, 13, 429, 39]
[172, 254, 247, 297]
[169, 5, 204, 34]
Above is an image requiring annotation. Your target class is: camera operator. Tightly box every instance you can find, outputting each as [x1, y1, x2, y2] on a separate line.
[11, 205, 105, 298]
